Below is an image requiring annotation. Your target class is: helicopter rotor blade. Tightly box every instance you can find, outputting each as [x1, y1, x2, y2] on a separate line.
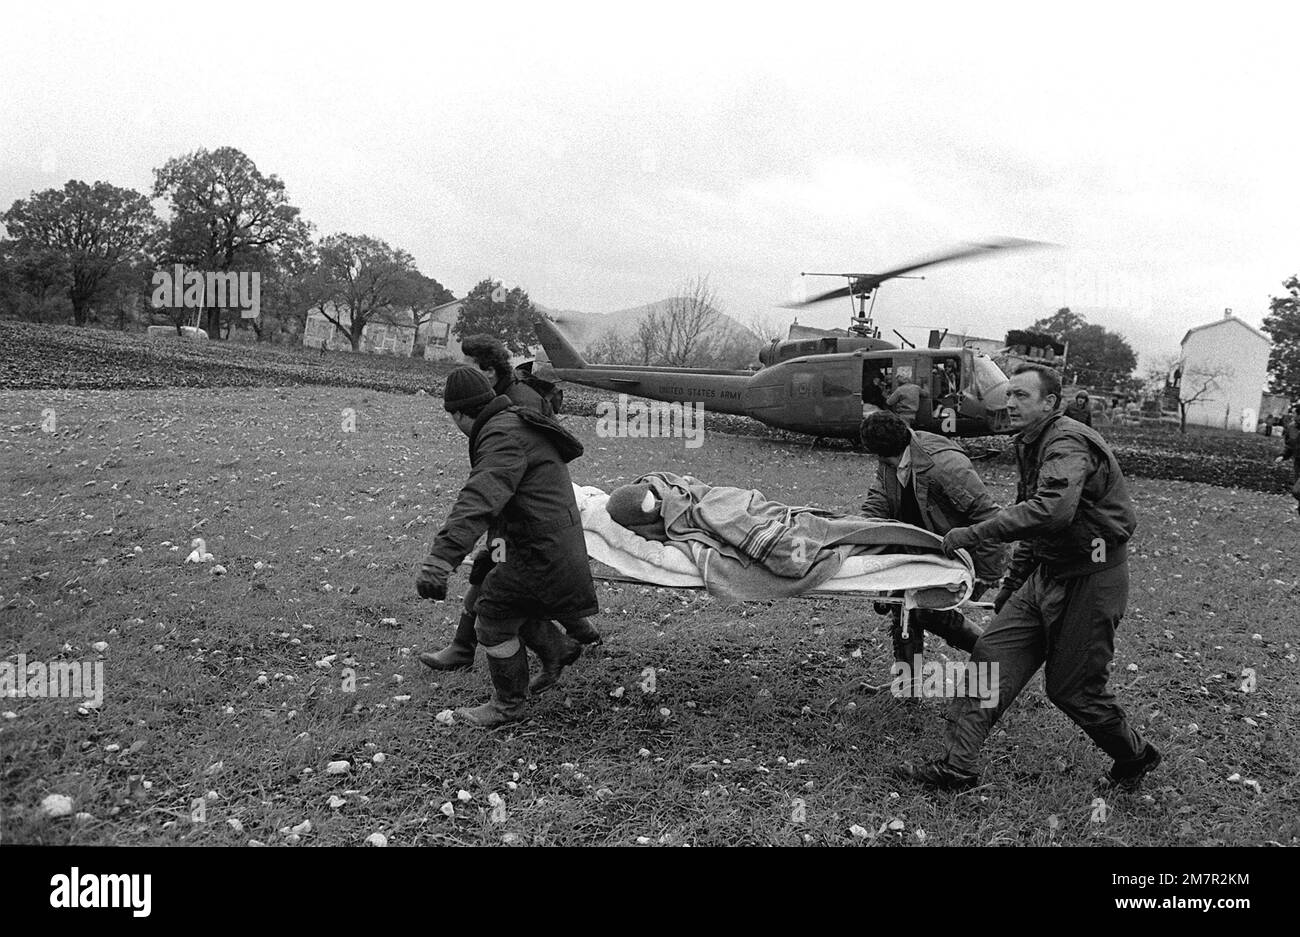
[785, 236, 1052, 308]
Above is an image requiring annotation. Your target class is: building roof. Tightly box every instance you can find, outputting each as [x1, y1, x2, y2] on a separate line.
[1180, 315, 1270, 347]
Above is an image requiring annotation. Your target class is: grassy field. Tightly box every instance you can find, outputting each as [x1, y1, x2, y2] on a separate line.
[3, 383, 1298, 847]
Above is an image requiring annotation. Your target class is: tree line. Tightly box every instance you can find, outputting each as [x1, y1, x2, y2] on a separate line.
[0, 147, 480, 351]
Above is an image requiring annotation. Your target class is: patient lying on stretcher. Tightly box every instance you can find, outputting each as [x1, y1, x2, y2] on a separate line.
[590, 472, 973, 604]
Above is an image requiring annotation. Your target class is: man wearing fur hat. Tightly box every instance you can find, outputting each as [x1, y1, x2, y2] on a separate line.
[416, 367, 599, 726]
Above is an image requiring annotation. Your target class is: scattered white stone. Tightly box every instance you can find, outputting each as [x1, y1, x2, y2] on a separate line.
[316, 655, 337, 669]
[227, 818, 244, 833]
[435, 710, 455, 725]
[326, 760, 350, 775]
[392, 695, 411, 703]
[210, 565, 226, 575]
[91, 641, 109, 652]
[501, 832, 521, 845]
[887, 818, 905, 832]
[2, 712, 17, 720]
[659, 707, 671, 718]
[637, 748, 651, 758]
[488, 792, 508, 824]
[75, 812, 94, 822]
[247, 839, 265, 847]
[915, 828, 927, 843]
[206, 761, 224, 775]
[457, 789, 472, 803]
[1243, 779, 1262, 795]
[1227, 772, 1242, 783]
[609, 686, 625, 699]
[291, 820, 312, 835]
[104, 743, 120, 752]
[848, 824, 870, 839]
[439, 802, 455, 818]
[372, 753, 386, 765]
[365, 832, 388, 847]
[1244, 717, 1259, 727]
[1125, 663, 1138, 672]
[328, 795, 347, 809]
[636, 836, 652, 844]
[254, 561, 265, 570]
[380, 617, 397, 626]
[41, 794, 74, 817]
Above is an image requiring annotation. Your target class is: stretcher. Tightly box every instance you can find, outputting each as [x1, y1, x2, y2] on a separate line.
[573, 484, 986, 638]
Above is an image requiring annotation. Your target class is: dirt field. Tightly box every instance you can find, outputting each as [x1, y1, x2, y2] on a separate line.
[3, 384, 1297, 846]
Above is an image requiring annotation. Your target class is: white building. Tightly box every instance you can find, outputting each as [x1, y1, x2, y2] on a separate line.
[418, 298, 467, 361]
[1178, 312, 1271, 431]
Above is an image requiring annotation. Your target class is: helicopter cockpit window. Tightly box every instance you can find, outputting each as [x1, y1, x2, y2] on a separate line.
[973, 355, 1009, 397]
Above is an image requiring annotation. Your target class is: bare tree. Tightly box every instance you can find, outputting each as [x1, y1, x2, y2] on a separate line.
[1175, 361, 1234, 434]
[660, 275, 721, 367]
[584, 328, 632, 364]
[635, 311, 666, 365]
[744, 310, 787, 344]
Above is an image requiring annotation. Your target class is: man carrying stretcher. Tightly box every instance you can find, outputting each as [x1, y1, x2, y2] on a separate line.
[857, 411, 1007, 669]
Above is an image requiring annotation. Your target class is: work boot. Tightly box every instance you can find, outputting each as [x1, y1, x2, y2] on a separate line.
[455, 642, 530, 727]
[560, 617, 602, 645]
[521, 619, 583, 695]
[892, 758, 980, 792]
[419, 611, 479, 671]
[1100, 743, 1162, 791]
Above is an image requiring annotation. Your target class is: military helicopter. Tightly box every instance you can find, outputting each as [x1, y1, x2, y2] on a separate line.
[532, 239, 1044, 443]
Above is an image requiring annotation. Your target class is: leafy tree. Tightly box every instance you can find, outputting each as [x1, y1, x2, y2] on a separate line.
[310, 233, 419, 351]
[0, 238, 71, 322]
[1026, 307, 1138, 387]
[2, 181, 158, 325]
[153, 147, 312, 339]
[1263, 275, 1300, 399]
[584, 328, 633, 364]
[453, 279, 539, 355]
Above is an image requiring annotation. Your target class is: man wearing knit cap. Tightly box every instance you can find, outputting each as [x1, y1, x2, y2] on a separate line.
[416, 367, 599, 726]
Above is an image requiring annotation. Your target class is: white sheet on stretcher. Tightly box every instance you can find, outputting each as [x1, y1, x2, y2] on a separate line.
[573, 484, 973, 608]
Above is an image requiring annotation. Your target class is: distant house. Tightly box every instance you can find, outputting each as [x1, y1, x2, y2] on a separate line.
[303, 303, 415, 356]
[418, 298, 467, 361]
[1178, 312, 1271, 431]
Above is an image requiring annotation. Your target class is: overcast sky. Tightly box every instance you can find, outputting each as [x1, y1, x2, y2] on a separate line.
[3, 1, 1297, 368]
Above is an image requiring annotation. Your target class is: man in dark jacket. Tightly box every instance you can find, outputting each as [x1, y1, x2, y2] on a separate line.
[420, 336, 597, 669]
[416, 368, 599, 726]
[858, 411, 1006, 667]
[896, 362, 1159, 791]
[1064, 391, 1093, 427]
[462, 333, 556, 415]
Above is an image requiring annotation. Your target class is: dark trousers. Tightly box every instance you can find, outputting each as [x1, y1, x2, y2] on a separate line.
[942, 562, 1146, 774]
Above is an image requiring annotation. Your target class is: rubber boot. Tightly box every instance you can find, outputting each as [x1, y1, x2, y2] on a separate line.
[521, 619, 582, 695]
[559, 617, 602, 645]
[419, 611, 478, 671]
[455, 642, 529, 727]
